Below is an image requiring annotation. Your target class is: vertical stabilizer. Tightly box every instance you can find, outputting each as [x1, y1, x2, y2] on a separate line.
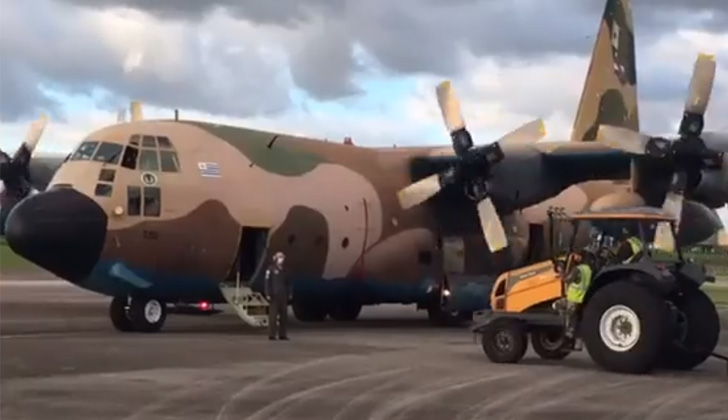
[570, 0, 639, 143]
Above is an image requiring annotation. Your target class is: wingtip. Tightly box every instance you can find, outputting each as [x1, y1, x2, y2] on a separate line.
[538, 119, 547, 137]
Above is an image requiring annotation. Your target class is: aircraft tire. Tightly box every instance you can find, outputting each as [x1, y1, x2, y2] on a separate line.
[581, 280, 668, 374]
[328, 302, 362, 321]
[427, 307, 472, 327]
[128, 296, 167, 333]
[480, 318, 528, 364]
[109, 296, 134, 332]
[530, 327, 571, 360]
[659, 287, 720, 371]
[291, 300, 327, 322]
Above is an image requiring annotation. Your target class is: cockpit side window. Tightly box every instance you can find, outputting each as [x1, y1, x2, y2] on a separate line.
[92, 142, 124, 165]
[70, 141, 99, 161]
[121, 146, 139, 170]
[129, 135, 140, 146]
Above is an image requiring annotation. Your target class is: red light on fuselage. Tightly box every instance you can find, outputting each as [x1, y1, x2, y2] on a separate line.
[199, 301, 210, 311]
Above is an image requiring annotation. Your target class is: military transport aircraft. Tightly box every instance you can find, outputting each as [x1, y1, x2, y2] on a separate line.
[1, 0, 726, 333]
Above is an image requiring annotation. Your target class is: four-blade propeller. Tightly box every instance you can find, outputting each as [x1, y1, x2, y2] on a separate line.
[396, 81, 547, 253]
[597, 53, 722, 230]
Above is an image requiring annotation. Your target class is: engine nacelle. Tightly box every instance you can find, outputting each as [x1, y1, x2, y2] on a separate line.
[691, 168, 728, 208]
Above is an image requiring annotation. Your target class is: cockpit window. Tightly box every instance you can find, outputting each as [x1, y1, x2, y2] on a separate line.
[142, 135, 157, 148]
[157, 136, 173, 149]
[92, 142, 124, 164]
[127, 186, 141, 216]
[139, 149, 159, 171]
[143, 187, 161, 217]
[159, 150, 180, 172]
[70, 141, 99, 161]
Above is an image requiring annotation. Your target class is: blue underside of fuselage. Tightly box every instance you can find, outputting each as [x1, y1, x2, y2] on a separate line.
[73, 259, 493, 312]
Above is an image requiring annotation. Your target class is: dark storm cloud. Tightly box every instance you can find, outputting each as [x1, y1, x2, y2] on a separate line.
[2, 0, 726, 121]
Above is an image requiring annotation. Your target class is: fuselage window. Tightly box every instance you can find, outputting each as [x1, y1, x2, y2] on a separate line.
[139, 149, 159, 171]
[127, 186, 141, 216]
[94, 183, 113, 197]
[157, 136, 173, 148]
[159, 150, 180, 172]
[98, 168, 116, 182]
[121, 146, 139, 170]
[142, 135, 157, 148]
[143, 187, 161, 217]
[70, 141, 99, 161]
[129, 135, 140, 146]
[92, 142, 124, 165]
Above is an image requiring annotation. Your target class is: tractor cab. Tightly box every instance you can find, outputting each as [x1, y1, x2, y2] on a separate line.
[547, 206, 682, 279]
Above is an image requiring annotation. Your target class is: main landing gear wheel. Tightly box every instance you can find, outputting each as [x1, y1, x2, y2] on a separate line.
[427, 306, 473, 327]
[581, 281, 668, 374]
[531, 327, 571, 360]
[660, 287, 720, 371]
[292, 300, 327, 322]
[328, 302, 363, 321]
[109, 296, 167, 333]
[480, 318, 528, 364]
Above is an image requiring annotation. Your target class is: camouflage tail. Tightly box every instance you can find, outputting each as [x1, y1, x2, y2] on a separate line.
[570, 0, 639, 143]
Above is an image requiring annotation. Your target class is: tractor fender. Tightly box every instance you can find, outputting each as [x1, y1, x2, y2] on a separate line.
[588, 264, 675, 300]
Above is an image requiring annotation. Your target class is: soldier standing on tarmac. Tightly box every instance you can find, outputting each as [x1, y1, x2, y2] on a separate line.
[265, 252, 290, 341]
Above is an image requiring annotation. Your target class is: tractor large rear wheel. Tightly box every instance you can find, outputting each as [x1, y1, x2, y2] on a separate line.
[660, 287, 720, 371]
[581, 280, 669, 374]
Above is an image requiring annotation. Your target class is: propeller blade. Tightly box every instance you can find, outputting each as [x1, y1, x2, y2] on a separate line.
[684, 53, 716, 116]
[497, 118, 547, 144]
[661, 172, 687, 236]
[117, 109, 127, 123]
[653, 222, 676, 253]
[435, 81, 466, 133]
[596, 125, 652, 155]
[22, 113, 48, 155]
[130, 100, 144, 121]
[396, 173, 443, 210]
[476, 197, 508, 252]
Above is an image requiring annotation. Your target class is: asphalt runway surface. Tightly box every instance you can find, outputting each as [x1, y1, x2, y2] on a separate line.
[1, 278, 727, 420]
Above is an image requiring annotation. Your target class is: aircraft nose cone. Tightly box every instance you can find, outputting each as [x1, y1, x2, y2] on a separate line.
[5, 187, 107, 282]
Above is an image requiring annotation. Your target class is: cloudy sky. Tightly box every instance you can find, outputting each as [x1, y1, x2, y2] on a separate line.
[1, 0, 727, 221]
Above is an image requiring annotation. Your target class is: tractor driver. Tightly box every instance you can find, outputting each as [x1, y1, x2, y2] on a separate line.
[562, 249, 599, 340]
[615, 225, 644, 264]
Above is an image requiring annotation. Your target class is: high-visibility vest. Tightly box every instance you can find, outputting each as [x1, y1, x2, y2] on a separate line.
[624, 236, 644, 263]
[566, 264, 592, 304]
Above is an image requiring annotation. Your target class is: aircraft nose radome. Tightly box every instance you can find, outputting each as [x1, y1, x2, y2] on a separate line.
[5, 187, 107, 282]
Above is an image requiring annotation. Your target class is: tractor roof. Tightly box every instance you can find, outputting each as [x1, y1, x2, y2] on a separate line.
[568, 206, 677, 221]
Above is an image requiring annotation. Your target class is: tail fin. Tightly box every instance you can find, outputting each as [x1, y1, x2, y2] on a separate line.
[570, 0, 639, 142]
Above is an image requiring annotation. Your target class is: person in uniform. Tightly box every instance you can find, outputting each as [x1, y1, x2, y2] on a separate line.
[562, 250, 599, 339]
[615, 226, 644, 263]
[265, 252, 290, 340]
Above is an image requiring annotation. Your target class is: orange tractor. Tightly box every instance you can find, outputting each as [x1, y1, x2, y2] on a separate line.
[471, 206, 725, 375]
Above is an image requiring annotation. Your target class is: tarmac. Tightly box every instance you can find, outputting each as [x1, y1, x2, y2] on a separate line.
[1, 277, 727, 420]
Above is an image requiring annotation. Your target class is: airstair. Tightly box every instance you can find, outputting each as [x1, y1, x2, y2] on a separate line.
[219, 277, 270, 327]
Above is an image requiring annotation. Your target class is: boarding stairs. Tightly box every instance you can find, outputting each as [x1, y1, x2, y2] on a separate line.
[219, 277, 270, 327]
